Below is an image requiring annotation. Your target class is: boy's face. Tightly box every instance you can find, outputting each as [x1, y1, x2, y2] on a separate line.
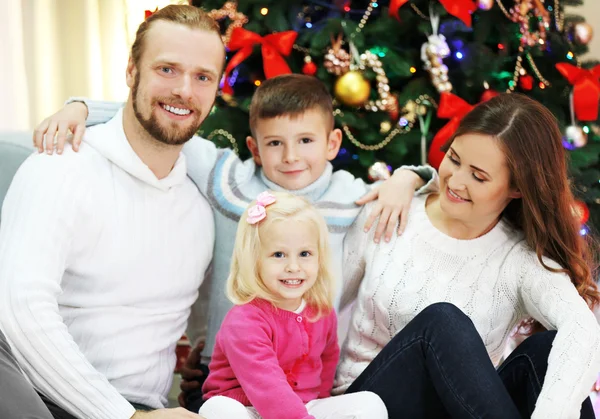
[246, 108, 342, 190]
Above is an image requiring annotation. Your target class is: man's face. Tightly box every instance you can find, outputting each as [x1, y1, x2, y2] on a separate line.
[127, 21, 224, 146]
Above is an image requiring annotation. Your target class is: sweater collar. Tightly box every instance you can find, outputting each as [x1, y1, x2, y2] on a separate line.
[251, 298, 313, 319]
[259, 163, 333, 202]
[84, 108, 188, 191]
[410, 194, 517, 255]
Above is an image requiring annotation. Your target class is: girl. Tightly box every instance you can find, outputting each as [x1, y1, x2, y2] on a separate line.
[198, 191, 387, 419]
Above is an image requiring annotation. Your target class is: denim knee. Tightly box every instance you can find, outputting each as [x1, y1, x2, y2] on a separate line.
[417, 303, 477, 341]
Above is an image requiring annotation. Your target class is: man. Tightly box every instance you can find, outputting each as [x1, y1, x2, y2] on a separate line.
[0, 5, 224, 419]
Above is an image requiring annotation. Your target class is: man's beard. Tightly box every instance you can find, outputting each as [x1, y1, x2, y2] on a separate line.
[132, 73, 202, 146]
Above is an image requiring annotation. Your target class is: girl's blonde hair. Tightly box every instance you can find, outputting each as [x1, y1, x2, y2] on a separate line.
[226, 191, 335, 319]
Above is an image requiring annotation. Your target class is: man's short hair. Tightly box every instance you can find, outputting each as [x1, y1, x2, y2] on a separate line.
[130, 5, 224, 70]
[249, 74, 334, 137]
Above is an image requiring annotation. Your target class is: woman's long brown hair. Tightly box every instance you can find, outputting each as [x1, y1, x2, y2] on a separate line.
[445, 93, 599, 330]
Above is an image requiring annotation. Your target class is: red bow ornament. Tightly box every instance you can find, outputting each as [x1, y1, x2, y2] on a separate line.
[556, 63, 600, 121]
[223, 27, 298, 94]
[389, 0, 476, 27]
[145, 7, 158, 20]
[428, 93, 475, 169]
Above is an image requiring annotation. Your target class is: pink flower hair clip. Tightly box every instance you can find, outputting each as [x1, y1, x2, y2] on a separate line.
[246, 191, 277, 225]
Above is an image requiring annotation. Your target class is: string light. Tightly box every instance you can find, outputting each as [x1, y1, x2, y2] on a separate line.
[566, 51, 574, 60]
[410, 67, 417, 73]
[254, 80, 261, 86]
[306, 22, 313, 28]
[583, 126, 590, 134]
[498, 43, 505, 50]
[539, 82, 546, 89]
[260, 7, 268, 15]
[455, 51, 464, 60]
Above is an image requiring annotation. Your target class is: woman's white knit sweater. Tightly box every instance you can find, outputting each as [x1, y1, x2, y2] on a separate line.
[334, 194, 600, 419]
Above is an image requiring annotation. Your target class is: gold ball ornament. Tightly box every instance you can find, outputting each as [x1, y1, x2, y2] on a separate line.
[477, 0, 494, 11]
[565, 125, 588, 148]
[573, 22, 594, 45]
[334, 71, 371, 107]
[368, 162, 391, 182]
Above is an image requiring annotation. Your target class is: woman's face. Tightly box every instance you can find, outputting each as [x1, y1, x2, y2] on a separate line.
[438, 133, 521, 225]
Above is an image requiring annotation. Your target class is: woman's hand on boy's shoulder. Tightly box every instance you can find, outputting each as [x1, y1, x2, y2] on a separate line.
[356, 169, 423, 243]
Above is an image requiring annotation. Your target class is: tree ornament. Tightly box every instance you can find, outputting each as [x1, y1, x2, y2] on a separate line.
[389, 0, 476, 27]
[207, 1, 249, 45]
[477, 0, 494, 11]
[145, 7, 158, 20]
[563, 91, 588, 149]
[518, 74, 534, 91]
[572, 200, 590, 225]
[508, 0, 550, 49]
[358, 50, 392, 112]
[334, 71, 371, 107]
[302, 55, 317, 76]
[380, 121, 392, 134]
[387, 94, 400, 123]
[421, 12, 452, 93]
[480, 88, 500, 102]
[402, 100, 428, 124]
[556, 63, 600, 121]
[572, 22, 594, 46]
[565, 125, 588, 148]
[324, 34, 351, 76]
[368, 162, 391, 182]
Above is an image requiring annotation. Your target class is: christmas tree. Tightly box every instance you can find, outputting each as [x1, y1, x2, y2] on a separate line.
[190, 0, 600, 231]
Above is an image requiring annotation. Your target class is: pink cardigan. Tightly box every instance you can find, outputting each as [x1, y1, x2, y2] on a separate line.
[202, 298, 339, 419]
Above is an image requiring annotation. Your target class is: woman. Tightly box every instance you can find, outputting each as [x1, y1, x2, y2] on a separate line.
[336, 93, 600, 419]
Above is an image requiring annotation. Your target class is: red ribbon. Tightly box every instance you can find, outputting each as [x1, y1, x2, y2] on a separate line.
[556, 63, 600, 121]
[389, 0, 476, 27]
[428, 93, 475, 169]
[223, 28, 298, 94]
[145, 8, 158, 20]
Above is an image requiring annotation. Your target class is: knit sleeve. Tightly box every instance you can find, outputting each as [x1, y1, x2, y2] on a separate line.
[339, 206, 371, 311]
[66, 97, 123, 127]
[219, 307, 314, 419]
[0, 151, 135, 419]
[181, 138, 240, 197]
[515, 249, 600, 419]
[395, 164, 439, 195]
[318, 311, 340, 398]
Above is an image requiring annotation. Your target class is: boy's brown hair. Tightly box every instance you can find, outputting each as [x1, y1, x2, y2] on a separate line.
[249, 74, 334, 137]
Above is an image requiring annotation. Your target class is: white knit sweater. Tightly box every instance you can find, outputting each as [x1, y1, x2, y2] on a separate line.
[334, 194, 600, 419]
[0, 110, 214, 419]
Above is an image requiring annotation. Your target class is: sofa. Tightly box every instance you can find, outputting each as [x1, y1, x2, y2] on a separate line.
[0, 132, 34, 218]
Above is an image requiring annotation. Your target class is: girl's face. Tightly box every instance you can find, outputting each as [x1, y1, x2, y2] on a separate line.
[258, 218, 320, 312]
[438, 133, 521, 227]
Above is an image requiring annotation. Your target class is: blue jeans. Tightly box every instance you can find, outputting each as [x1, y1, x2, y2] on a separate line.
[345, 302, 595, 419]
